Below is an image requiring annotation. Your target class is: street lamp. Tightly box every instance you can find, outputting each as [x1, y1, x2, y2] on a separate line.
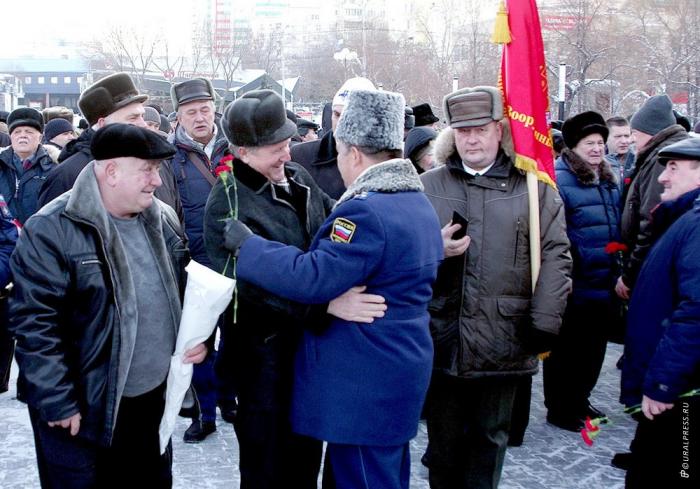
[558, 63, 567, 121]
[334, 48, 359, 77]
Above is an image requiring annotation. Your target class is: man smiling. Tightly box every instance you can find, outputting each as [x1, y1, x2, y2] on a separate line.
[622, 137, 700, 488]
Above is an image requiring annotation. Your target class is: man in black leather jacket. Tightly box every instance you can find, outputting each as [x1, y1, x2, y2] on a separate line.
[9, 124, 207, 488]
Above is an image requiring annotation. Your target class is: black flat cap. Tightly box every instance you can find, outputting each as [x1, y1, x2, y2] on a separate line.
[171, 78, 215, 110]
[296, 118, 319, 130]
[412, 103, 439, 126]
[658, 138, 700, 165]
[91, 123, 176, 161]
[8, 107, 44, 134]
[222, 89, 297, 147]
[79, 73, 148, 126]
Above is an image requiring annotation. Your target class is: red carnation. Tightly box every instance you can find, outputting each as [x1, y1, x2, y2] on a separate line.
[605, 242, 628, 254]
[220, 154, 234, 164]
[214, 164, 231, 177]
[624, 177, 632, 186]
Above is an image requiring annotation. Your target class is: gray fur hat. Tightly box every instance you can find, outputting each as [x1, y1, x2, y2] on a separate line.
[335, 89, 405, 151]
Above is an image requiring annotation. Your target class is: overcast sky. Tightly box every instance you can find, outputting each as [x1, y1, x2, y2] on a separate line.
[2, 0, 192, 58]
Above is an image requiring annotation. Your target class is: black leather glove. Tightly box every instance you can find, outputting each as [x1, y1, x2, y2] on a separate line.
[520, 327, 558, 355]
[223, 218, 253, 255]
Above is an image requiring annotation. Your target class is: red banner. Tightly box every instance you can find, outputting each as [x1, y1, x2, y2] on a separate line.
[499, 0, 556, 186]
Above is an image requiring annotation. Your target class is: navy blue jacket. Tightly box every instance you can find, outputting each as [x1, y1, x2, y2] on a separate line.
[236, 159, 443, 446]
[169, 126, 229, 267]
[621, 187, 700, 406]
[0, 215, 18, 288]
[0, 146, 56, 224]
[555, 150, 621, 304]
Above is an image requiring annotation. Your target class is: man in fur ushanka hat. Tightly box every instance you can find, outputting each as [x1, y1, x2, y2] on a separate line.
[219, 89, 444, 488]
[420, 86, 572, 487]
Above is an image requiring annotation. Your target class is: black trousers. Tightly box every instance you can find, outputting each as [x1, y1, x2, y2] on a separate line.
[233, 405, 322, 489]
[425, 374, 518, 489]
[29, 383, 172, 489]
[543, 301, 610, 417]
[626, 396, 699, 488]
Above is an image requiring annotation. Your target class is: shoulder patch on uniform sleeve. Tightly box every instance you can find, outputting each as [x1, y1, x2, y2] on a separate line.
[330, 217, 356, 243]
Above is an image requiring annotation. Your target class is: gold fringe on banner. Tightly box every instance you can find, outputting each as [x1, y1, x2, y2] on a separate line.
[491, 1, 512, 44]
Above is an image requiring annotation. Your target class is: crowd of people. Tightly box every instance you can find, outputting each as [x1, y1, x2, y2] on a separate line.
[0, 70, 698, 489]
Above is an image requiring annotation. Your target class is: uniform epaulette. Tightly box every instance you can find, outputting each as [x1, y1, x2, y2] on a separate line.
[352, 191, 370, 200]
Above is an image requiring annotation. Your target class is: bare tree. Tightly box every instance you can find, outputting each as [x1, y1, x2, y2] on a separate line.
[86, 26, 158, 89]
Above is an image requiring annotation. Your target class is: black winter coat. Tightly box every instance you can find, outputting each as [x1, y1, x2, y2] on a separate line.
[621, 125, 688, 287]
[9, 164, 188, 447]
[204, 159, 334, 409]
[290, 130, 346, 200]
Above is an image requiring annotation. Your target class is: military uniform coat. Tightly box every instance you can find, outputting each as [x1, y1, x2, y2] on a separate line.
[235, 159, 443, 446]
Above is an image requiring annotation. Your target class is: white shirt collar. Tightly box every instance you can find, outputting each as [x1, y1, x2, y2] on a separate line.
[462, 161, 495, 176]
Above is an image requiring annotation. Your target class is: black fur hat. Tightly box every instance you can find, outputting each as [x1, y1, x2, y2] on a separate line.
[8, 107, 44, 134]
[79, 73, 148, 126]
[562, 111, 608, 149]
[222, 90, 297, 147]
[91, 123, 176, 161]
[412, 103, 439, 126]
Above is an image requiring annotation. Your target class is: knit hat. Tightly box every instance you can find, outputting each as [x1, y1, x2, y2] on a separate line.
[412, 103, 439, 126]
[443, 86, 503, 128]
[91, 123, 176, 161]
[7, 107, 44, 134]
[404, 127, 437, 161]
[561, 111, 608, 149]
[159, 114, 171, 133]
[404, 107, 415, 130]
[222, 89, 297, 147]
[43, 118, 74, 141]
[171, 78, 216, 111]
[630, 95, 675, 136]
[335, 89, 404, 151]
[79, 72, 148, 126]
[143, 106, 161, 125]
[332, 77, 376, 107]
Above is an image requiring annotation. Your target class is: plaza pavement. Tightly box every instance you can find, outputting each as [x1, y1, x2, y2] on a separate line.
[0, 344, 634, 488]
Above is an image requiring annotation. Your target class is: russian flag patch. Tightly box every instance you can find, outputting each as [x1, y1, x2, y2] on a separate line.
[330, 217, 356, 243]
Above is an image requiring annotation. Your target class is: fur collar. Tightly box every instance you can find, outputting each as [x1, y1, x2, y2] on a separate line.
[336, 158, 423, 207]
[560, 148, 617, 185]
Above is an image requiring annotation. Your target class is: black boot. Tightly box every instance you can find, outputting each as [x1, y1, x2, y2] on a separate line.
[183, 420, 216, 443]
